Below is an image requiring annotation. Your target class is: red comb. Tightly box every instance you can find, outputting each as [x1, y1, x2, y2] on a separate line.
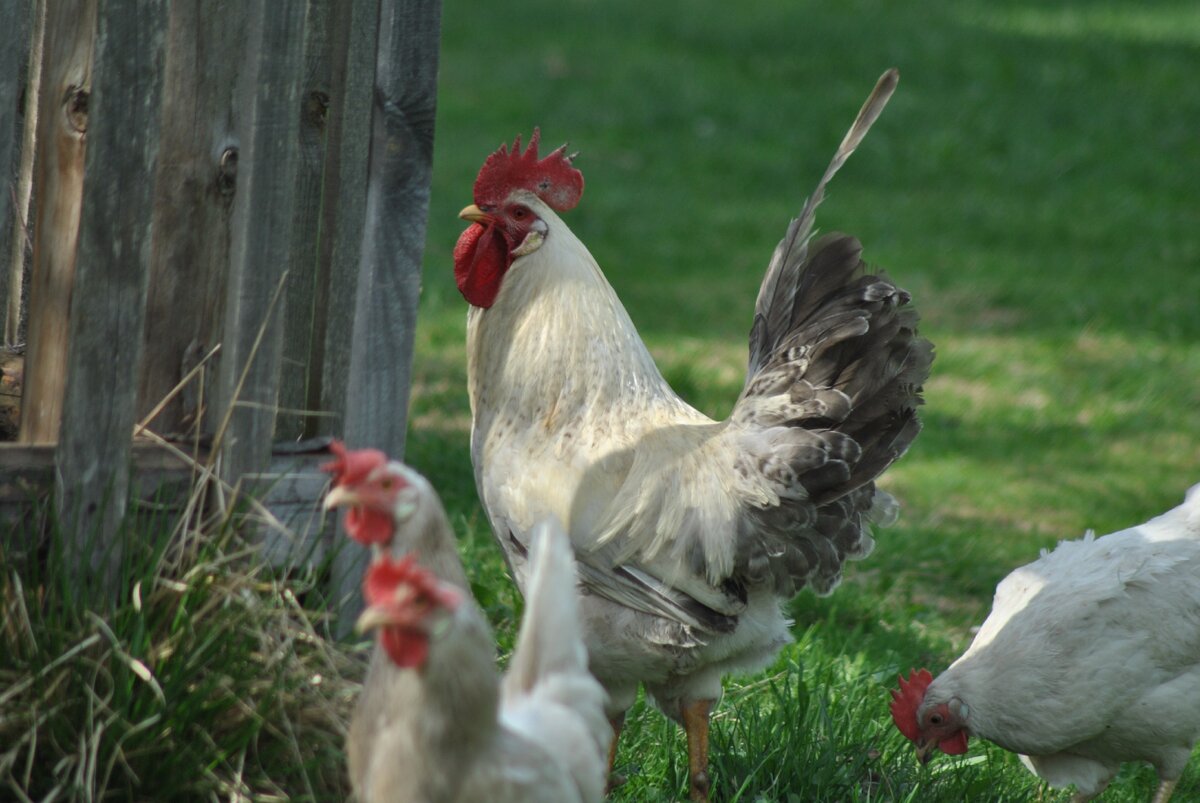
[473, 128, 584, 212]
[889, 668, 933, 741]
[321, 440, 387, 486]
[364, 555, 460, 610]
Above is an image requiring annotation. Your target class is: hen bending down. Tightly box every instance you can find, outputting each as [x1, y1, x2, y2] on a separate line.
[891, 484, 1200, 803]
[453, 70, 933, 798]
[322, 444, 611, 803]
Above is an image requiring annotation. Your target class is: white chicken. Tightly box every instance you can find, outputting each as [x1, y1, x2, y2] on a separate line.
[891, 483, 1200, 802]
[452, 70, 932, 798]
[322, 444, 611, 803]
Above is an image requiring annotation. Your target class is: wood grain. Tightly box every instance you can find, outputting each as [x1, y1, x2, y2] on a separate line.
[54, 0, 167, 580]
[18, 0, 96, 443]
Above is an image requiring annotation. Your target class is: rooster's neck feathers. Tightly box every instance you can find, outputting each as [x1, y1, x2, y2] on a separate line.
[467, 200, 688, 434]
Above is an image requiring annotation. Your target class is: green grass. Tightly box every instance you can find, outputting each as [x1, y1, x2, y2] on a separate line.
[408, 0, 1200, 800]
[0, 501, 359, 800]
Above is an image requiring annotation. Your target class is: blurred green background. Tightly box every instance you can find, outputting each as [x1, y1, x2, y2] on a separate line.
[406, 2, 1200, 800]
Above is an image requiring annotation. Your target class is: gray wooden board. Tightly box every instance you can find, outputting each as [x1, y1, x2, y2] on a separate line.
[276, 0, 334, 443]
[138, 2, 250, 437]
[312, 0, 379, 442]
[0, 0, 31, 342]
[18, 0, 95, 442]
[216, 0, 307, 490]
[56, 0, 167, 581]
[333, 0, 443, 637]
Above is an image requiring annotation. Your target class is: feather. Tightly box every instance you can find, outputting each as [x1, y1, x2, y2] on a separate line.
[503, 516, 590, 694]
[750, 69, 899, 375]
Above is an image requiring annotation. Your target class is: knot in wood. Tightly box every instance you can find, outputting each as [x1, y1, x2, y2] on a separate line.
[305, 90, 330, 128]
[63, 85, 89, 134]
[217, 147, 238, 196]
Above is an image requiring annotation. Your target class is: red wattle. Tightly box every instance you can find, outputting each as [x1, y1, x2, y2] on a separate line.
[345, 507, 394, 546]
[453, 223, 510, 308]
[380, 626, 430, 668]
[940, 731, 969, 755]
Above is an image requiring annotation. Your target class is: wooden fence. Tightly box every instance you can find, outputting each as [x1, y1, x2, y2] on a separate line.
[0, 0, 442, 632]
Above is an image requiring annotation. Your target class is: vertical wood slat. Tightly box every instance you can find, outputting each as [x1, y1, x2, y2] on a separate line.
[313, 0, 381, 628]
[137, 3, 249, 437]
[313, 0, 379, 440]
[331, 0, 443, 635]
[276, 0, 334, 443]
[56, 0, 166, 579]
[0, 0, 32, 343]
[18, 0, 96, 443]
[215, 1, 307, 489]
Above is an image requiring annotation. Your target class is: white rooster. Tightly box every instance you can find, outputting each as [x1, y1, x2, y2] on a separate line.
[322, 444, 611, 803]
[452, 70, 932, 798]
[891, 483, 1200, 802]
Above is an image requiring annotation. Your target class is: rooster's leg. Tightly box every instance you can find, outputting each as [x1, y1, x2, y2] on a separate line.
[605, 712, 627, 793]
[682, 698, 714, 801]
[1152, 779, 1177, 803]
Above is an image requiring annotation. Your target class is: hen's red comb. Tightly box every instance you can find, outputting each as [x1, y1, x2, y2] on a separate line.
[321, 440, 387, 486]
[364, 554, 460, 611]
[889, 668, 933, 742]
[473, 128, 584, 212]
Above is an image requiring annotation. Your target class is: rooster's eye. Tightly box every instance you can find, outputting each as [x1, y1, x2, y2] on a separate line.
[929, 713, 944, 726]
[512, 206, 528, 220]
[379, 477, 394, 490]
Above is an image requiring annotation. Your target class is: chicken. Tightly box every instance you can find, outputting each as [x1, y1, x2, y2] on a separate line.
[890, 483, 1200, 803]
[322, 444, 611, 803]
[452, 69, 932, 799]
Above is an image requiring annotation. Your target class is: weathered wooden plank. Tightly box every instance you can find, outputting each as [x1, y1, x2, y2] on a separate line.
[331, 0, 442, 635]
[1, 441, 203, 528]
[215, 1, 307, 490]
[55, 0, 167, 578]
[0, 0, 32, 346]
[254, 0, 379, 565]
[253, 449, 334, 567]
[0, 349, 20, 439]
[276, 0, 334, 443]
[311, 0, 379, 443]
[137, 2, 249, 437]
[17, 0, 96, 443]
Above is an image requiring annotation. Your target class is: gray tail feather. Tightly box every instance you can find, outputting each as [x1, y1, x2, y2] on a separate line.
[733, 70, 931, 595]
[750, 68, 900, 372]
[743, 67, 930, 507]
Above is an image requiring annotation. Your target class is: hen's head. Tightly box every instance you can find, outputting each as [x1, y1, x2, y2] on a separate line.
[322, 441, 421, 548]
[453, 128, 584, 309]
[890, 668, 970, 763]
[356, 554, 462, 669]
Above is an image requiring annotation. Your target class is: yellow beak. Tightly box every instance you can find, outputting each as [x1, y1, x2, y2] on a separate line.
[355, 605, 392, 635]
[914, 739, 933, 765]
[459, 204, 490, 224]
[322, 485, 361, 511]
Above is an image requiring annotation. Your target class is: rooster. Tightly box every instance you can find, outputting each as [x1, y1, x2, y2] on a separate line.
[890, 484, 1200, 803]
[322, 445, 611, 803]
[452, 69, 932, 799]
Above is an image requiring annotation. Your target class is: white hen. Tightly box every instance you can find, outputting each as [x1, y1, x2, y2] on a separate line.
[891, 483, 1200, 802]
[323, 446, 611, 803]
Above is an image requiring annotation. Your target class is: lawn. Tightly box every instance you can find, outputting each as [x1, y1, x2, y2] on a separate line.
[407, 0, 1200, 800]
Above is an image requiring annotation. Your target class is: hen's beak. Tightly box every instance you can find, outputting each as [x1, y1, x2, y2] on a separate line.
[914, 738, 933, 765]
[323, 486, 360, 511]
[354, 606, 392, 635]
[459, 204, 490, 224]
